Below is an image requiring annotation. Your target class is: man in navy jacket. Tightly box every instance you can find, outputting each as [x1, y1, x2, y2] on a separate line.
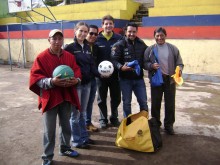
[95, 15, 122, 128]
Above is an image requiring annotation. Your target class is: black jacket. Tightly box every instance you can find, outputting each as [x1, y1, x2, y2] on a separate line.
[96, 31, 122, 79]
[64, 37, 99, 84]
[111, 36, 148, 79]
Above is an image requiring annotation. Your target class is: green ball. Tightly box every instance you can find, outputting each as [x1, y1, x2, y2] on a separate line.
[52, 65, 74, 79]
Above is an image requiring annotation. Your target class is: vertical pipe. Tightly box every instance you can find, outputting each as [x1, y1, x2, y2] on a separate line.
[21, 23, 26, 68]
[60, 20, 64, 47]
[7, 25, 12, 71]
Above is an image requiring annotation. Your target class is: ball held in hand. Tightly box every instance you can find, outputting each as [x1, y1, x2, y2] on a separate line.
[52, 65, 74, 79]
[98, 60, 114, 77]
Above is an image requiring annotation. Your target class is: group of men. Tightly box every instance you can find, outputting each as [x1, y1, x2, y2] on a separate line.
[29, 14, 184, 165]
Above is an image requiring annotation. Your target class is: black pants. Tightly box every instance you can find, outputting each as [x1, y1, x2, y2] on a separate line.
[151, 75, 176, 128]
[96, 76, 121, 124]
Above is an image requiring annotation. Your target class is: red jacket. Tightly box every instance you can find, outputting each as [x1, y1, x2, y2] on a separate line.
[29, 48, 81, 113]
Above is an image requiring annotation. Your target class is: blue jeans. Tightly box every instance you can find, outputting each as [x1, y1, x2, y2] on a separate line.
[120, 78, 148, 117]
[70, 82, 91, 146]
[86, 78, 97, 125]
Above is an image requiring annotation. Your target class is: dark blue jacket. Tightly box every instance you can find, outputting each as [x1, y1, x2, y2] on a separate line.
[64, 37, 100, 84]
[111, 36, 148, 79]
[95, 31, 122, 79]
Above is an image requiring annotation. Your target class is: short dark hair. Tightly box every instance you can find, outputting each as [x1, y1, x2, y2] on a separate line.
[154, 27, 167, 36]
[124, 22, 138, 31]
[89, 24, 98, 32]
[102, 15, 114, 24]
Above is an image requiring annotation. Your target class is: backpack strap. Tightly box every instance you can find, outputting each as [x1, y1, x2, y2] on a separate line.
[153, 45, 159, 63]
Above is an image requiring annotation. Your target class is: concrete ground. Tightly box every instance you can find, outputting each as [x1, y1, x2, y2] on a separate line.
[0, 65, 220, 165]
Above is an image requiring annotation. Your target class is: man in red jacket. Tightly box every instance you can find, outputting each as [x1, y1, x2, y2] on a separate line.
[29, 29, 82, 165]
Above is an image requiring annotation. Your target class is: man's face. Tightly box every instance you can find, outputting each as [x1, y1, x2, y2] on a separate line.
[155, 32, 166, 45]
[48, 33, 63, 50]
[102, 20, 114, 34]
[86, 28, 98, 44]
[125, 26, 137, 41]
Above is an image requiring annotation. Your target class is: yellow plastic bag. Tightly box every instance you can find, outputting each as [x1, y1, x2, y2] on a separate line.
[115, 111, 155, 152]
[171, 66, 184, 86]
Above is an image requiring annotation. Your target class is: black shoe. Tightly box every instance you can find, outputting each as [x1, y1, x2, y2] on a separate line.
[85, 138, 95, 145]
[42, 160, 52, 165]
[111, 120, 120, 127]
[75, 143, 90, 149]
[165, 127, 175, 135]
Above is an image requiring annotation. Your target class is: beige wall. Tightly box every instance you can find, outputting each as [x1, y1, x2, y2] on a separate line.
[143, 39, 220, 75]
[1, 38, 220, 75]
[0, 38, 72, 64]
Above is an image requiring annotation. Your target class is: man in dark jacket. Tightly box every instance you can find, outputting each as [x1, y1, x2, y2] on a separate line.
[95, 15, 122, 128]
[85, 24, 99, 132]
[111, 22, 149, 117]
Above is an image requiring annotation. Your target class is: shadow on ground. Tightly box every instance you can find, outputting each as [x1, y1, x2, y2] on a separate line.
[0, 65, 220, 165]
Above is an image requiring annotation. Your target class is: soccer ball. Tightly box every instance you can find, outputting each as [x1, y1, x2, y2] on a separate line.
[52, 65, 74, 79]
[98, 61, 114, 77]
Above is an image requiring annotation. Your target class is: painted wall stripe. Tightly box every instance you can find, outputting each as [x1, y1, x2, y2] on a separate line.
[0, 28, 123, 39]
[0, 19, 128, 32]
[138, 26, 220, 39]
[142, 15, 220, 26]
[1, 16, 220, 39]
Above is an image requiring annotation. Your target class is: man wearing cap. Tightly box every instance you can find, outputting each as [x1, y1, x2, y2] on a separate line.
[29, 29, 82, 165]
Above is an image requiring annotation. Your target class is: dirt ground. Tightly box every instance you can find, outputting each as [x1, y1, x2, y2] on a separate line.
[0, 65, 220, 165]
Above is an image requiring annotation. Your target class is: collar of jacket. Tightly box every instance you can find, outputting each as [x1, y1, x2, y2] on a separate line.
[73, 36, 89, 45]
[124, 36, 141, 44]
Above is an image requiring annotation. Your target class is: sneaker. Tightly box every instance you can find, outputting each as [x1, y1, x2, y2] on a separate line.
[111, 120, 120, 127]
[59, 149, 79, 157]
[42, 160, 52, 165]
[75, 143, 90, 149]
[100, 122, 107, 129]
[86, 123, 98, 132]
[85, 138, 95, 145]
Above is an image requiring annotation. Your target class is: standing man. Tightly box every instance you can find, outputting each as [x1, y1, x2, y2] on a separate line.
[29, 29, 81, 165]
[85, 24, 99, 132]
[144, 27, 184, 135]
[96, 15, 122, 128]
[111, 22, 149, 117]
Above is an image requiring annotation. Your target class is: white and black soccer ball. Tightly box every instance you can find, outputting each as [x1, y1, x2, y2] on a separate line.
[98, 60, 114, 77]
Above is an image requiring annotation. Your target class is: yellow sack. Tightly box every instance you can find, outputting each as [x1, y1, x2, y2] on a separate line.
[115, 111, 155, 152]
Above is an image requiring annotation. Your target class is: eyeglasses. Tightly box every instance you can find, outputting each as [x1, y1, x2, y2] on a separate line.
[89, 32, 98, 36]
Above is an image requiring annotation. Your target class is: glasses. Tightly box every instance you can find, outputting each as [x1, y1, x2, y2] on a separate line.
[89, 32, 98, 36]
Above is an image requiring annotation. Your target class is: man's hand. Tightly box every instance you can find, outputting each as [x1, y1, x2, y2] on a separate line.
[152, 63, 160, 70]
[51, 74, 79, 87]
[121, 64, 133, 72]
